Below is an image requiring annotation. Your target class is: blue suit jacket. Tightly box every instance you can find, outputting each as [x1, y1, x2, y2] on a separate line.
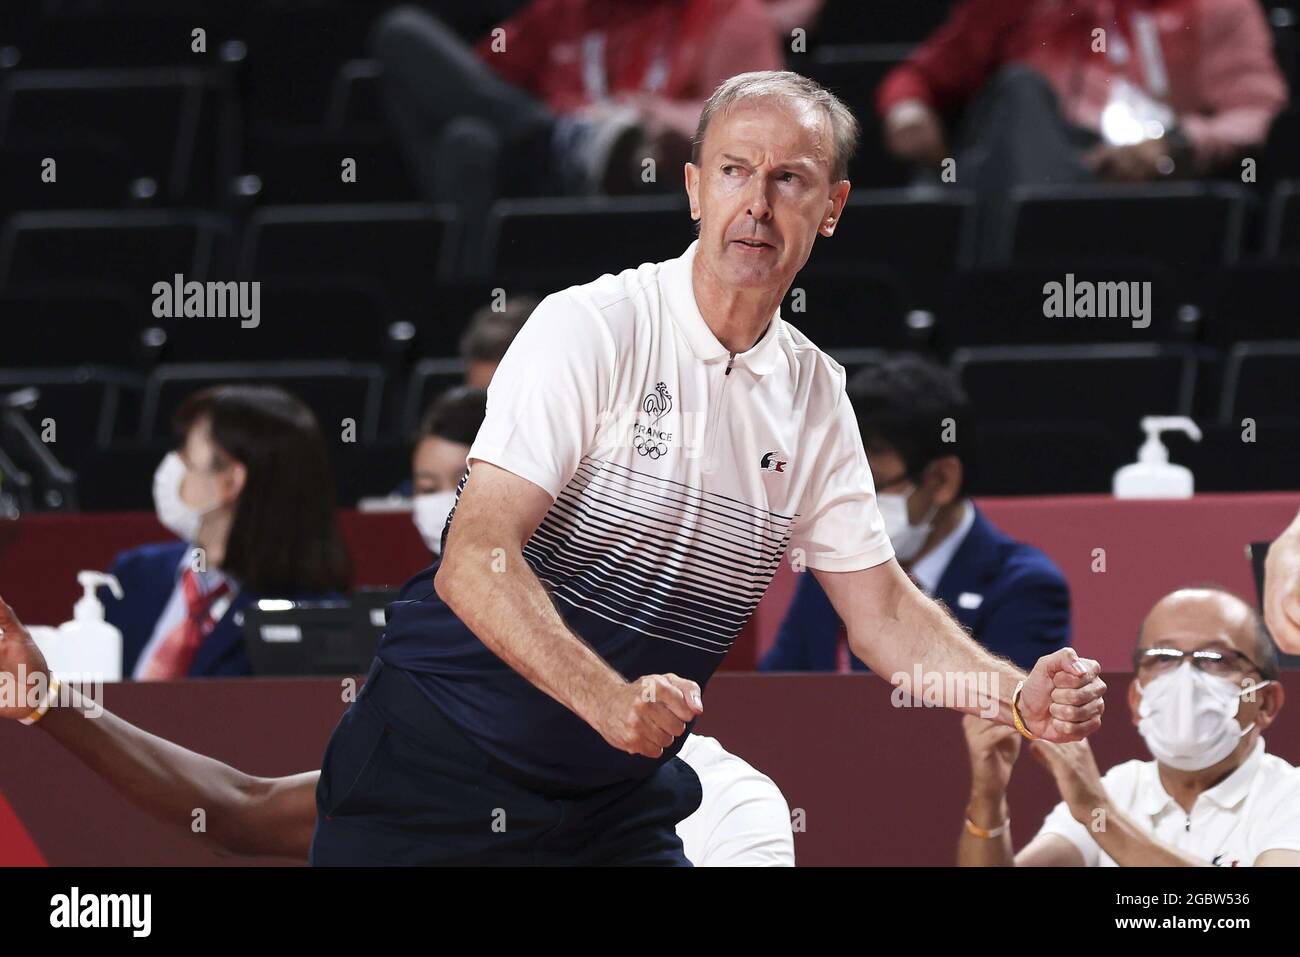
[759, 507, 1070, 673]
[98, 542, 259, 678]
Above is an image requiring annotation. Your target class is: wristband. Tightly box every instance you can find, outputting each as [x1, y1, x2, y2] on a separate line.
[965, 815, 1011, 839]
[19, 676, 60, 726]
[1011, 679, 1038, 741]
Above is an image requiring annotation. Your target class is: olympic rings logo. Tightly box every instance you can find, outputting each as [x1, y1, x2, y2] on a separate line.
[634, 434, 668, 459]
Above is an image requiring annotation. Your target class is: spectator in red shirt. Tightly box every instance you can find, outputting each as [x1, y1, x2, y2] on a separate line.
[371, 0, 784, 218]
[877, 0, 1287, 196]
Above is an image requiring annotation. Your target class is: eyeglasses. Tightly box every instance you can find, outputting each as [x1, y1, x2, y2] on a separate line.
[1137, 647, 1261, 680]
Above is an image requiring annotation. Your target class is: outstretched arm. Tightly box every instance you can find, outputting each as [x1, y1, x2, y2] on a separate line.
[813, 559, 1106, 741]
[0, 596, 317, 860]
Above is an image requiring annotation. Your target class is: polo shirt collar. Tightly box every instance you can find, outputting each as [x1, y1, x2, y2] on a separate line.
[1139, 737, 1266, 816]
[1201, 737, 1266, 810]
[661, 240, 784, 376]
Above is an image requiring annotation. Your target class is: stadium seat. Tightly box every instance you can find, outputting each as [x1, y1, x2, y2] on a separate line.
[782, 267, 910, 349]
[401, 358, 468, 436]
[153, 279, 401, 364]
[936, 262, 1186, 352]
[138, 361, 386, 443]
[0, 210, 227, 299]
[0, 366, 145, 453]
[950, 343, 1199, 426]
[0, 290, 153, 369]
[0, 68, 228, 204]
[238, 203, 459, 318]
[481, 196, 697, 285]
[1264, 180, 1300, 258]
[803, 188, 977, 291]
[1204, 262, 1300, 345]
[998, 183, 1248, 278]
[1218, 341, 1300, 425]
[812, 0, 951, 45]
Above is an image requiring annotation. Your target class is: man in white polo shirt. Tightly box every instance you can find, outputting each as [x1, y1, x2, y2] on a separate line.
[959, 587, 1299, 866]
[311, 70, 1107, 866]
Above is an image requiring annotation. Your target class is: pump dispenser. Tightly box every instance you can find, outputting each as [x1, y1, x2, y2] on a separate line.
[1113, 417, 1202, 499]
[35, 572, 125, 681]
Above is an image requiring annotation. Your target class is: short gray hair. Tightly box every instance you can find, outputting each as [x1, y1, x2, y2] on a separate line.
[691, 70, 860, 182]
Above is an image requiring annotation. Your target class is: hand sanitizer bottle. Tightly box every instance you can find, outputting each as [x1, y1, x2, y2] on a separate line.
[1113, 416, 1202, 499]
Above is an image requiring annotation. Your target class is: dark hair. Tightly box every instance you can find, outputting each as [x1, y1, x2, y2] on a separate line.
[173, 385, 352, 596]
[845, 356, 976, 493]
[413, 385, 488, 447]
[1132, 584, 1281, 681]
[459, 296, 537, 363]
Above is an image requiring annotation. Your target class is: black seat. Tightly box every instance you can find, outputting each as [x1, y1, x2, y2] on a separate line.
[1205, 262, 1300, 345]
[812, 1, 951, 44]
[803, 188, 976, 291]
[139, 361, 386, 443]
[482, 196, 697, 286]
[1265, 180, 1300, 259]
[0, 210, 225, 300]
[402, 358, 468, 437]
[937, 261, 1185, 351]
[0, 367, 144, 456]
[1218, 341, 1300, 425]
[0, 289, 152, 368]
[239, 203, 458, 320]
[0, 69, 223, 204]
[951, 343, 1198, 426]
[154, 279, 398, 363]
[1000, 184, 1247, 278]
[781, 267, 909, 349]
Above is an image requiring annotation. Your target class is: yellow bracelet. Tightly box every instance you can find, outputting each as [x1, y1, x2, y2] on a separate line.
[1010, 679, 1038, 741]
[19, 676, 60, 726]
[965, 815, 1011, 839]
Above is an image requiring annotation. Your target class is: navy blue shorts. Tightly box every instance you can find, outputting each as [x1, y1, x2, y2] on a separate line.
[309, 658, 703, 866]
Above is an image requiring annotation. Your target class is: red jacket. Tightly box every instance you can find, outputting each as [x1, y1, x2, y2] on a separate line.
[476, 0, 783, 116]
[878, 0, 1288, 171]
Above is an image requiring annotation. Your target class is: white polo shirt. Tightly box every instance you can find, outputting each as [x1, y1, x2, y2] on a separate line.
[676, 734, 795, 866]
[379, 239, 894, 788]
[1034, 738, 1300, 866]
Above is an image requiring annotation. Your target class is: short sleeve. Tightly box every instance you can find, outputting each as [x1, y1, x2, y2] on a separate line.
[467, 292, 614, 501]
[1033, 798, 1102, 867]
[788, 386, 894, 572]
[1249, 765, 1300, 860]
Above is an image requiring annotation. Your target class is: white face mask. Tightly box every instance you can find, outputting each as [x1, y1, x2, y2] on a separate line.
[1137, 662, 1273, 771]
[876, 489, 937, 563]
[152, 451, 221, 544]
[413, 490, 458, 556]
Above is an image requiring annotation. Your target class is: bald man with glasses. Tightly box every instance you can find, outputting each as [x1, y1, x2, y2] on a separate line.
[959, 586, 1299, 867]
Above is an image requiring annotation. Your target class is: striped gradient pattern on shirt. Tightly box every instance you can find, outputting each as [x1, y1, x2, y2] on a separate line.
[522, 456, 796, 654]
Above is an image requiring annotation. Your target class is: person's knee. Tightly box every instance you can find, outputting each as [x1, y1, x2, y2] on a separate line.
[436, 117, 501, 166]
[369, 4, 436, 62]
[982, 64, 1056, 104]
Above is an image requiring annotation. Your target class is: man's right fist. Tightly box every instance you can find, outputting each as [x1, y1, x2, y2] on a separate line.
[0, 595, 51, 720]
[962, 714, 1022, 796]
[595, 673, 703, 759]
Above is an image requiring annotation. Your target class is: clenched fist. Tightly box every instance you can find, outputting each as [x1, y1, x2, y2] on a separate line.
[594, 673, 703, 759]
[1018, 647, 1106, 743]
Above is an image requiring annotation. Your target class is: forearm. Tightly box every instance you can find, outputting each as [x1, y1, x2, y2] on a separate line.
[36, 686, 269, 853]
[1088, 802, 1211, 867]
[958, 791, 1015, 866]
[851, 582, 1025, 725]
[436, 546, 626, 726]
